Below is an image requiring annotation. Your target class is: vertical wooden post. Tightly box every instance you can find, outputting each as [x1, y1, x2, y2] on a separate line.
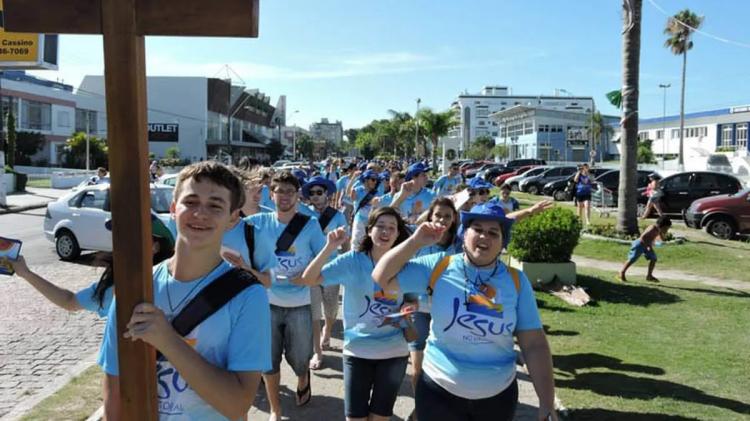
[101, 0, 157, 419]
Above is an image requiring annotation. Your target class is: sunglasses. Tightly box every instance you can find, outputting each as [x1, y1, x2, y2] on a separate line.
[469, 189, 490, 197]
[308, 189, 327, 196]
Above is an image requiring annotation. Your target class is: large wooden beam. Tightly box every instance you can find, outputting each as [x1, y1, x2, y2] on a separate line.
[100, 0, 157, 418]
[4, 0, 259, 36]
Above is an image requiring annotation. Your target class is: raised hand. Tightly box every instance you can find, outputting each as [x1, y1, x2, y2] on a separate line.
[413, 222, 446, 247]
[4, 255, 31, 278]
[371, 196, 381, 208]
[400, 180, 416, 194]
[531, 200, 554, 214]
[326, 227, 349, 250]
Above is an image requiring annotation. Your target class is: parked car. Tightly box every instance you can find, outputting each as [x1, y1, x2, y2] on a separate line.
[505, 166, 552, 191]
[483, 165, 517, 183]
[520, 166, 578, 195]
[505, 158, 546, 170]
[637, 171, 744, 217]
[494, 165, 537, 186]
[460, 160, 491, 176]
[542, 168, 615, 200]
[157, 173, 178, 187]
[706, 154, 733, 173]
[272, 160, 292, 168]
[683, 188, 750, 239]
[44, 184, 174, 261]
[470, 163, 504, 180]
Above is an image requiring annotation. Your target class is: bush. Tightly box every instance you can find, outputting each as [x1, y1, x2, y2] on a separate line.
[582, 223, 674, 241]
[507, 207, 581, 263]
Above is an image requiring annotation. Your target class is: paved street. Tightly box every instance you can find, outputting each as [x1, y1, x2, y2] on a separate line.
[0, 209, 106, 419]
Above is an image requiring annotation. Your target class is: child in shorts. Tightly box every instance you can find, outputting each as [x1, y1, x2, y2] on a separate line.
[619, 216, 672, 282]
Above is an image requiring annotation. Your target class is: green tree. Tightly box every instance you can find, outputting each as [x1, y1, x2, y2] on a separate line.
[164, 146, 180, 160]
[493, 144, 509, 160]
[417, 108, 458, 172]
[14, 131, 46, 165]
[63, 132, 108, 169]
[591, 111, 614, 163]
[6, 111, 16, 168]
[473, 135, 495, 150]
[296, 134, 314, 160]
[617, 0, 642, 235]
[637, 138, 656, 164]
[664, 8, 703, 171]
[267, 139, 285, 162]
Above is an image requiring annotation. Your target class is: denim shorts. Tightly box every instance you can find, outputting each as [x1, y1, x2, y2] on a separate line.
[415, 372, 518, 421]
[343, 355, 408, 418]
[266, 304, 313, 376]
[627, 239, 657, 264]
[408, 312, 431, 352]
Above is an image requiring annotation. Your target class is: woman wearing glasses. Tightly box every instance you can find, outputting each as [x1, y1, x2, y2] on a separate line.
[372, 202, 558, 421]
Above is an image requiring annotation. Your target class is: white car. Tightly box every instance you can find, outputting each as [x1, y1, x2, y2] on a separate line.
[44, 183, 174, 260]
[158, 173, 178, 187]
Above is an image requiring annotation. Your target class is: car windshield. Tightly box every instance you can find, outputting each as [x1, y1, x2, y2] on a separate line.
[151, 188, 174, 213]
[707, 155, 730, 165]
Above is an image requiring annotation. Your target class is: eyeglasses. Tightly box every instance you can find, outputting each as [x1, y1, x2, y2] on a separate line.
[308, 189, 326, 196]
[468, 189, 490, 197]
[273, 188, 297, 196]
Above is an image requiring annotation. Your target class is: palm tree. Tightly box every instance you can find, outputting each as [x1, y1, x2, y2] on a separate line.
[591, 111, 614, 164]
[617, 0, 642, 235]
[417, 108, 458, 171]
[664, 9, 703, 171]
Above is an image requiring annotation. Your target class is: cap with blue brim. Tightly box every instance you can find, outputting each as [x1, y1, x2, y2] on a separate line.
[301, 176, 337, 199]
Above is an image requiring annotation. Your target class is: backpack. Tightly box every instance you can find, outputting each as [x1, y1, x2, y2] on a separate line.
[427, 255, 520, 297]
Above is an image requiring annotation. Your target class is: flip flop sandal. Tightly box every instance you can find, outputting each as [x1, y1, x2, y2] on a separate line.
[296, 370, 312, 407]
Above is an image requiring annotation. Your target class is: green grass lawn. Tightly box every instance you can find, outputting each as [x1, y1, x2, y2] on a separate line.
[25, 178, 52, 188]
[539, 267, 750, 420]
[21, 365, 102, 421]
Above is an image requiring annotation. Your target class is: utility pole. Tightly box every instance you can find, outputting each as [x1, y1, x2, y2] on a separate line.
[414, 98, 421, 159]
[659, 83, 671, 170]
[86, 113, 90, 171]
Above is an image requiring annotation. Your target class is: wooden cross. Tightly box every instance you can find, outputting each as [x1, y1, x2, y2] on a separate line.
[3, 1, 259, 419]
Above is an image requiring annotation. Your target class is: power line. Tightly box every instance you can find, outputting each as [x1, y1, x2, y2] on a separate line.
[646, 0, 750, 49]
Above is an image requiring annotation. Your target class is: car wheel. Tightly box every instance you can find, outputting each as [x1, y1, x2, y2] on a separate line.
[527, 185, 540, 195]
[705, 218, 736, 240]
[553, 190, 569, 201]
[55, 229, 81, 261]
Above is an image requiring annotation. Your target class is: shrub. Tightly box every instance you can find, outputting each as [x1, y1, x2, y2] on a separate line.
[507, 207, 581, 263]
[583, 223, 674, 241]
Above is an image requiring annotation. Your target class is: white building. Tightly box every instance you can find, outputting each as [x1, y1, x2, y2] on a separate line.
[79, 76, 281, 163]
[310, 118, 343, 145]
[0, 71, 80, 165]
[450, 86, 595, 152]
[636, 106, 750, 159]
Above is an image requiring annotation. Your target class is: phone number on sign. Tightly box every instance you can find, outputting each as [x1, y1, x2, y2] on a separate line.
[0, 48, 31, 55]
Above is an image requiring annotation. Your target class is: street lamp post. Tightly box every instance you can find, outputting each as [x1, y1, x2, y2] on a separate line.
[291, 109, 299, 160]
[226, 92, 254, 165]
[659, 83, 671, 169]
[414, 98, 421, 159]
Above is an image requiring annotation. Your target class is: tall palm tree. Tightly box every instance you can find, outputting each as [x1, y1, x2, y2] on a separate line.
[591, 111, 614, 164]
[664, 9, 703, 171]
[617, 0, 642, 235]
[417, 108, 458, 171]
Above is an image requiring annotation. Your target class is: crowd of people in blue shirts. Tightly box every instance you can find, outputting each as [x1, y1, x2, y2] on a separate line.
[6, 156, 560, 421]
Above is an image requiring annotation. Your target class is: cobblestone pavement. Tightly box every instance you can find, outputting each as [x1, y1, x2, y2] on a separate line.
[0, 261, 106, 418]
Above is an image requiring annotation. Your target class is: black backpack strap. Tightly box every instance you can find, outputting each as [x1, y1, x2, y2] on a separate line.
[318, 207, 338, 231]
[244, 222, 256, 270]
[157, 268, 260, 361]
[354, 185, 378, 216]
[276, 213, 311, 253]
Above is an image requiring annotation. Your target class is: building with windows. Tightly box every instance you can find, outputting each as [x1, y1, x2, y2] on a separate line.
[450, 86, 595, 152]
[309, 118, 343, 145]
[78, 76, 282, 163]
[0, 71, 82, 165]
[637, 106, 750, 159]
[490, 105, 618, 162]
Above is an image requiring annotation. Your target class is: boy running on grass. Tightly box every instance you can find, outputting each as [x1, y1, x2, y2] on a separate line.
[619, 216, 672, 283]
[99, 161, 271, 420]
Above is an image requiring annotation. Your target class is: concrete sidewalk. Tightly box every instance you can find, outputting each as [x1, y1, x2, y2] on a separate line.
[0, 187, 67, 215]
[248, 328, 541, 421]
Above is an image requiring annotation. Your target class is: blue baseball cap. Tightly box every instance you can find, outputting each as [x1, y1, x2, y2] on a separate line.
[459, 202, 514, 247]
[405, 162, 431, 181]
[468, 177, 493, 190]
[291, 168, 308, 186]
[301, 176, 337, 199]
[359, 169, 381, 182]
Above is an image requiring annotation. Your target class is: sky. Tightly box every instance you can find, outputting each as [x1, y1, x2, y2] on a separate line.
[28, 0, 750, 131]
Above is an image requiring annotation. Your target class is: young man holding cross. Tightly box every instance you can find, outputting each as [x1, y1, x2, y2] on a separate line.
[98, 162, 271, 420]
[246, 171, 327, 419]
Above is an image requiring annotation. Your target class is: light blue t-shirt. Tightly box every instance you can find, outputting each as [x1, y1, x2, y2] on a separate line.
[260, 185, 276, 210]
[246, 212, 326, 307]
[336, 176, 352, 205]
[75, 282, 113, 318]
[98, 261, 271, 420]
[398, 188, 436, 221]
[221, 220, 277, 273]
[352, 186, 381, 224]
[321, 251, 409, 359]
[433, 174, 462, 197]
[379, 192, 396, 208]
[304, 205, 348, 235]
[397, 253, 541, 400]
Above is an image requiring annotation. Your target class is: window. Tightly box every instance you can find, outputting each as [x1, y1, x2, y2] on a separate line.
[478, 120, 485, 126]
[476, 107, 489, 118]
[736, 123, 748, 149]
[78, 190, 107, 210]
[491, 131, 498, 136]
[692, 173, 721, 189]
[664, 173, 691, 190]
[57, 111, 70, 128]
[21, 99, 52, 131]
[671, 128, 679, 138]
[722, 125, 733, 148]
[656, 129, 663, 139]
[75, 109, 98, 133]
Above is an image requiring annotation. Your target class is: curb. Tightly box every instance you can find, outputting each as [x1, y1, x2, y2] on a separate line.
[0, 203, 49, 215]
[0, 352, 99, 421]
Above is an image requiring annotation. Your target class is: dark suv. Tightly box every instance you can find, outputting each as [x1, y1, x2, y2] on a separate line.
[638, 171, 744, 216]
[542, 168, 614, 200]
[520, 166, 577, 195]
[683, 189, 750, 239]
